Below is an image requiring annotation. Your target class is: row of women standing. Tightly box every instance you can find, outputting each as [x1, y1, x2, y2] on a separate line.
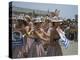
[12, 15, 63, 58]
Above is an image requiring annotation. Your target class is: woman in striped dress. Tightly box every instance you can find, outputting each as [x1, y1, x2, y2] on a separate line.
[28, 20, 49, 57]
[47, 20, 63, 56]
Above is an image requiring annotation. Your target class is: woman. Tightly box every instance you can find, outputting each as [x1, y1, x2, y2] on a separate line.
[12, 17, 28, 58]
[23, 15, 35, 57]
[28, 20, 49, 57]
[40, 18, 52, 54]
[47, 20, 63, 56]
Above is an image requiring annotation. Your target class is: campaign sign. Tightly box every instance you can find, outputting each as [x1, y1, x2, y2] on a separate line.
[12, 31, 24, 48]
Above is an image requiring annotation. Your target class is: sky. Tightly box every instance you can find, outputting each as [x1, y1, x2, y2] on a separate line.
[12, 1, 78, 19]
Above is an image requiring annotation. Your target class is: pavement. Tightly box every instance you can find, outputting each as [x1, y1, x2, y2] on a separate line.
[61, 40, 78, 55]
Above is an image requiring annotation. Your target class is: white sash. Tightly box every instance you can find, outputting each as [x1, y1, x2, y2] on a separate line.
[56, 27, 69, 48]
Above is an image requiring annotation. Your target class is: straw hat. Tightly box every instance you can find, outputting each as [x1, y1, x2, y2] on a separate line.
[25, 15, 31, 20]
[17, 16, 24, 20]
[47, 17, 63, 22]
[51, 19, 63, 22]
[44, 16, 49, 20]
[33, 17, 43, 23]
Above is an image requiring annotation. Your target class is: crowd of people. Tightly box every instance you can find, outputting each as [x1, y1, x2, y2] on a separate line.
[11, 9, 77, 58]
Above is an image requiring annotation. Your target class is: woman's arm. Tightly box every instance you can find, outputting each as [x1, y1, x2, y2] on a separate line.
[35, 31, 49, 41]
[25, 26, 30, 36]
[40, 28, 50, 37]
[25, 26, 34, 38]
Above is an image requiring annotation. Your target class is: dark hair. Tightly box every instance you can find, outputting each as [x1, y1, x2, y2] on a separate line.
[33, 22, 42, 26]
[52, 22, 55, 26]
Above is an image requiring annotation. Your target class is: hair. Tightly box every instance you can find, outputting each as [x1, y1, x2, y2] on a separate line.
[34, 22, 42, 26]
[25, 17, 31, 22]
[33, 22, 42, 30]
[52, 22, 55, 26]
[51, 22, 60, 28]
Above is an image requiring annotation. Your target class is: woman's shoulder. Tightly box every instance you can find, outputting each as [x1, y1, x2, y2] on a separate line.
[25, 26, 29, 29]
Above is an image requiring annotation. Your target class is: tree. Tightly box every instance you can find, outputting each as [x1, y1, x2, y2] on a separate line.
[32, 10, 35, 17]
[67, 19, 72, 23]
